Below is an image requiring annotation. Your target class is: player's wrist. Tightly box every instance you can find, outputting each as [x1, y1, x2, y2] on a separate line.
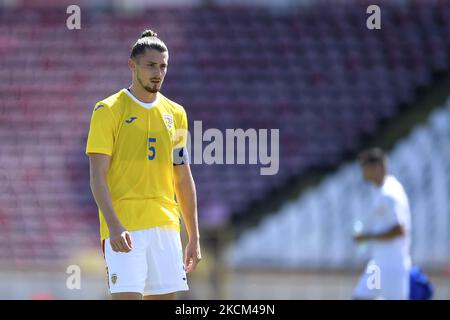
[188, 234, 200, 242]
[108, 220, 125, 234]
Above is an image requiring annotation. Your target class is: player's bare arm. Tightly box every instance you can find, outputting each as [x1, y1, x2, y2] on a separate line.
[89, 153, 132, 253]
[353, 224, 405, 243]
[173, 163, 202, 273]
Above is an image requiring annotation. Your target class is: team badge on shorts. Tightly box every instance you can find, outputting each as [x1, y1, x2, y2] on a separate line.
[111, 273, 117, 285]
[163, 114, 174, 130]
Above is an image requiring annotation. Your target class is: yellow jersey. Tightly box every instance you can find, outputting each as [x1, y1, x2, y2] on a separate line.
[85, 88, 188, 240]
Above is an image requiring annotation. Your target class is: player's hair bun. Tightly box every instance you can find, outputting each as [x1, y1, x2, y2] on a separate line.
[131, 29, 168, 58]
[141, 29, 158, 38]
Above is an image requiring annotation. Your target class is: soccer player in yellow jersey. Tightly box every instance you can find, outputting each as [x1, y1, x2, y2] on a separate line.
[86, 29, 201, 300]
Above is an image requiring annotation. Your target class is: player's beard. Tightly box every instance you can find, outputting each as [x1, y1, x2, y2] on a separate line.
[137, 74, 159, 93]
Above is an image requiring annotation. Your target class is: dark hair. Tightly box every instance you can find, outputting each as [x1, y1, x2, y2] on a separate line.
[130, 29, 168, 59]
[357, 147, 386, 166]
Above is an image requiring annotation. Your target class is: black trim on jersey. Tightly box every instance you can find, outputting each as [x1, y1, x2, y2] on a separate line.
[173, 147, 189, 166]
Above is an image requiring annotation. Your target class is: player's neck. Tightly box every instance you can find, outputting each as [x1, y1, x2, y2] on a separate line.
[128, 84, 158, 104]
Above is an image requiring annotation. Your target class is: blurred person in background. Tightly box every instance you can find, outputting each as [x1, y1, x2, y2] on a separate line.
[86, 29, 201, 300]
[352, 147, 411, 300]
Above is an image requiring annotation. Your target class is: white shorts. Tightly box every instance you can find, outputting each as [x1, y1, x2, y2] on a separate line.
[102, 227, 189, 296]
[353, 260, 409, 300]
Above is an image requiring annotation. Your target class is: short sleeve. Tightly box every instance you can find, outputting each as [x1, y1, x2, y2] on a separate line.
[379, 195, 403, 229]
[85, 103, 115, 156]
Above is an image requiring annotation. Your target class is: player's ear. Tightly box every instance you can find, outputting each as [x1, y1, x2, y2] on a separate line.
[128, 58, 136, 72]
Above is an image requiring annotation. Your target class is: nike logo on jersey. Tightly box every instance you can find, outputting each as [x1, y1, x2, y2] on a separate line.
[94, 104, 104, 111]
[125, 117, 137, 123]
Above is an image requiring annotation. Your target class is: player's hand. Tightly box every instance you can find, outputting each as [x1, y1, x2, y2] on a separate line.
[184, 239, 202, 273]
[109, 225, 133, 253]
